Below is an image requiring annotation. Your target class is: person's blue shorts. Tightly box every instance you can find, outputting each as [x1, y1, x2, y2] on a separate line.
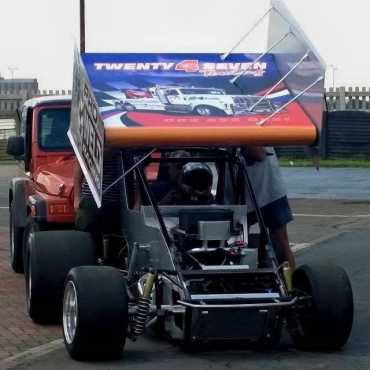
[247, 196, 293, 232]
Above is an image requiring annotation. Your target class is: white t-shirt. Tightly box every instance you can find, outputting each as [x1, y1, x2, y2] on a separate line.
[245, 147, 287, 211]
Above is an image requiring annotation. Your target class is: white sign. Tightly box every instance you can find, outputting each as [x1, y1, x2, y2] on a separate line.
[68, 50, 104, 207]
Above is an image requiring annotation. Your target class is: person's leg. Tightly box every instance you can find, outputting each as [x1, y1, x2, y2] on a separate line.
[261, 196, 295, 269]
[270, 224, 295, 270]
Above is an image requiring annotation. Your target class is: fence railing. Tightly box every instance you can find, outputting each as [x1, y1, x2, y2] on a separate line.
[36, 89, 72, 96]
[0, 89, 72, 113]
[326, 87, 370, 111]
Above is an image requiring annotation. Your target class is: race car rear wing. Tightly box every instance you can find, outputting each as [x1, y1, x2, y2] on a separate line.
[68, 0, 325, 206]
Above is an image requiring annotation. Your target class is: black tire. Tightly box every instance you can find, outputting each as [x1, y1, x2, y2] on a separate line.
[9, 203, 24, 273]
[26, 230, 97, 324]
[193, 105, 215, 116]
[22, 217, 40, 277]
[194, 105, 225, 117]
[291, 264, 353, 350]
[63, 266, 129, 361]
[124, 103, 136, 112]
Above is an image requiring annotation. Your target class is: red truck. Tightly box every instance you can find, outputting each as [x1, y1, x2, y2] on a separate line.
[7, 95, 75, 274]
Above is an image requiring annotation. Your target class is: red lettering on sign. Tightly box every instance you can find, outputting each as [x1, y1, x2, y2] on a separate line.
[175, 60, 200, 73]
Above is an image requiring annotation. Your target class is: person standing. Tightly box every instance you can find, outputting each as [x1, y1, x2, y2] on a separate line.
[243, 146, 295, 269]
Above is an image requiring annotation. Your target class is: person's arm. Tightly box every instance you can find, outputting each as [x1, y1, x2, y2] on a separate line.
[242, 146, 267, 164]
[73, 160, 84, 211]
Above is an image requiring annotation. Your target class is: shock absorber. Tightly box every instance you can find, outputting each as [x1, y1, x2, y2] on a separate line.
[133, 272, 156, 336]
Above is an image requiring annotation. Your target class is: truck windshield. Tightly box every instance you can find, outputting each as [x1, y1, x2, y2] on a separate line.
[38, 108, 72, 151]
[179, 89, 224, 95]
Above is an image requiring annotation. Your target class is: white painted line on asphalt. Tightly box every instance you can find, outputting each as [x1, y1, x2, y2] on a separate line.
[291, 243, 312, 252]
[293, 213, 370, 218]
[0, 339, 63, 370]
[0, 207, 8, 209]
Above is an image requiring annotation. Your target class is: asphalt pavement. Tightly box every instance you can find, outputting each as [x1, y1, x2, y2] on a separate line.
[282, 167, 370, 200]
[0, 163, 369, 370]
[6, 229, 370, 370]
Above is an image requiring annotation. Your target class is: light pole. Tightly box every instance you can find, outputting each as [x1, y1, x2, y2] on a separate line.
[328, 64, 338, 89]
[80, 0, 85, 53]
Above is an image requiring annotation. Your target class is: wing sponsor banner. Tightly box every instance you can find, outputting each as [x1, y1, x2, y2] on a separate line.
[68, 50, 104, 207]
[80, 52, 321, 146]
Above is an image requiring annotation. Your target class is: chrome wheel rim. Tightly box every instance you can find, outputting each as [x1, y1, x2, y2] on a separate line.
[63, 281, 78, 344]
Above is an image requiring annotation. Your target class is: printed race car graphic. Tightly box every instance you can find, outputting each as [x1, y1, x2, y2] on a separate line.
[112, 86, 279, 116]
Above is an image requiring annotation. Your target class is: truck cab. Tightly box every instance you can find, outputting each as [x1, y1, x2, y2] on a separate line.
[7, 95, 75, 273]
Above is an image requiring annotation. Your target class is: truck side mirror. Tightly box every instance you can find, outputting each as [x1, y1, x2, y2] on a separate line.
[7, 136, 25, 158]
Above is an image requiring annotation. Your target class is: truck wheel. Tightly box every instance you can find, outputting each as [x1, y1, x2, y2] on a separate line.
[194, 105, 214, 116]
[63, 266, 129, 360]
[124, 103, 135, 112]
[9, 203, 24, 273]
[291, 264, 353, 350]
[26, 230, 97, 324]
[22, 217, 40, 276]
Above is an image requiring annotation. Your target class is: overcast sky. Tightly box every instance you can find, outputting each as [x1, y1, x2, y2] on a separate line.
[1, 0, 368, 90]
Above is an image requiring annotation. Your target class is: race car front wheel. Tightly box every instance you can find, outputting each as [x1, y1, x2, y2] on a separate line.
[63, 266, 129, 361]
[290, 263, 353, 350]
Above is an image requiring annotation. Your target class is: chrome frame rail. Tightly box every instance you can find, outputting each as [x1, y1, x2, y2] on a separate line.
[229, 31, 292, 85]
[177, 297, 298, 309]
[255, 76, 324, 126]
[248, 50, 310, 112]
[220, 8, 273, 61]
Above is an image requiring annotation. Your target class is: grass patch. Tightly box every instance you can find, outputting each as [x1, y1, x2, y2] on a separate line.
[279, 158, 370, 168]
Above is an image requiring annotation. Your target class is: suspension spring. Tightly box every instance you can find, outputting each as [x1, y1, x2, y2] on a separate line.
[133, 296, 151, 336]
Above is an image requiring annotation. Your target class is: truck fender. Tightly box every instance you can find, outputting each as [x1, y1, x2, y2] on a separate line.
[9, 177, 30, 228]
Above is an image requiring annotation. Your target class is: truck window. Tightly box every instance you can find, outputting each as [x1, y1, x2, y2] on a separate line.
[164, 90, 179, 96]
[38, 108, 72, 151]
[179, 89, 224, 95]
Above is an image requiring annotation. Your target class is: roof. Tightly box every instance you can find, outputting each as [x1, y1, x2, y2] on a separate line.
[23, 95, 72, 109]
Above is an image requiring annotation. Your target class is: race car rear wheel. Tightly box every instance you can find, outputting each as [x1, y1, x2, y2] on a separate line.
[9, 203, 24, 273]
[291, 263, 353, 350]
[26, 230, 97, 324]
[63, 266, 129, 361]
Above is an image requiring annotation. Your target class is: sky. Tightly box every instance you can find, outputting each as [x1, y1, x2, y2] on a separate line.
[0, 0, 369, 90]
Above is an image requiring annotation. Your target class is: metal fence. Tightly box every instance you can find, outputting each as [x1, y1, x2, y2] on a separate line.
[276, 110, 370, 159]
[0, 89, 72, 114]
[326, 87, 370, 111]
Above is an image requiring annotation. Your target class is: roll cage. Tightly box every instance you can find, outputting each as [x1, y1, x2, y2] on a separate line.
[119, 147, 274, 273]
